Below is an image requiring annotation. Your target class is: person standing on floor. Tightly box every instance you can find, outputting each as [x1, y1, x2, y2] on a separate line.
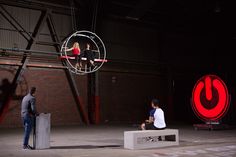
[21, 87, 38, 150]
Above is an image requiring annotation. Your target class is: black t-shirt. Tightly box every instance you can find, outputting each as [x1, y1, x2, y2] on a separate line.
[83, 49, 95, 61]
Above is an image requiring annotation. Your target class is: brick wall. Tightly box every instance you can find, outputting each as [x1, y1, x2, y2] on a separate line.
[0, 66, 87, 128]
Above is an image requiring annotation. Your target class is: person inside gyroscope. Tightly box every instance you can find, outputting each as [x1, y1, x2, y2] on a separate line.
[65, 42, 82, 69]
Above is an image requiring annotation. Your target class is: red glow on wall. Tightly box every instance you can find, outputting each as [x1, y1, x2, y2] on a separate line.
[192, 74, 230, 122]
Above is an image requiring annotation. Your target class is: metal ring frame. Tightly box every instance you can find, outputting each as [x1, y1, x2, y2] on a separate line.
[60, 30, 106, 75]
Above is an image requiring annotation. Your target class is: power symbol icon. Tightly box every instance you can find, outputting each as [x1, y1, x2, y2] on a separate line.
[192, 75, 230, 122]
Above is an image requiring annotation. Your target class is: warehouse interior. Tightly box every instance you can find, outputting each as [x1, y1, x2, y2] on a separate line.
[0, 0, 236, 156]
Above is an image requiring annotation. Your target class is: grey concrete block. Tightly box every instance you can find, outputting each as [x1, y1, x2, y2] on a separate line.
[124, 129, 179, 149]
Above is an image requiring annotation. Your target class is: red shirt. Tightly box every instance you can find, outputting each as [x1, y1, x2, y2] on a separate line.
[72, 48, 80, 55]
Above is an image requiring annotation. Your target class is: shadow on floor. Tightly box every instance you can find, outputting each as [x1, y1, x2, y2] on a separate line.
[50, 144, 122, 149]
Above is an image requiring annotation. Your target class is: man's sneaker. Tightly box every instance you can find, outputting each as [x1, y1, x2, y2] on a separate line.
[23, 145, 33, 150]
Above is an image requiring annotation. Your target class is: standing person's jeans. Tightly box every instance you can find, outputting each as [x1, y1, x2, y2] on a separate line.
[22, 114, 33, 146]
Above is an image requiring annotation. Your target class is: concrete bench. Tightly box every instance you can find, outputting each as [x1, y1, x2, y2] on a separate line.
[124, 129, 179, 149]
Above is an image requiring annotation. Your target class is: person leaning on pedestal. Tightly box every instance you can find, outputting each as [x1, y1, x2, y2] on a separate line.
[21, 87, 38, 150]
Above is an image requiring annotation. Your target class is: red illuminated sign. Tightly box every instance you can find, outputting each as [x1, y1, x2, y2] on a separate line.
[191, 74, 230, 122]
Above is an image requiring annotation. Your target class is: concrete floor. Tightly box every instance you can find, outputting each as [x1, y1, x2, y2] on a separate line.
[0, 123, 236, 157]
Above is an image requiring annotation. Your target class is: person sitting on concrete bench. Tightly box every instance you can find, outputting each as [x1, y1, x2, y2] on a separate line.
[140, 98, 166, 130]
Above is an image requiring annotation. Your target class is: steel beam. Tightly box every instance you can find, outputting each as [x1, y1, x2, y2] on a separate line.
[0, 4, 31, 41]
[0, 0, 72, 15]
[87, 0, 100, 124]
[0, 0, 89, 125]
[46, 10, 61, 50]
[0, 61, 65, 69]
[26, 10, 49, 50]
[0, 47, 58, 55]
[45, 11, 90, 124]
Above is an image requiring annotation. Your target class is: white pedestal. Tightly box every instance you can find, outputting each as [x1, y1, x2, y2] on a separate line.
[35, 113, 51, 149]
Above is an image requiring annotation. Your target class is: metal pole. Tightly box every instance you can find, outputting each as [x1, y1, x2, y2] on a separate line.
[88, 0, 100, 124]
